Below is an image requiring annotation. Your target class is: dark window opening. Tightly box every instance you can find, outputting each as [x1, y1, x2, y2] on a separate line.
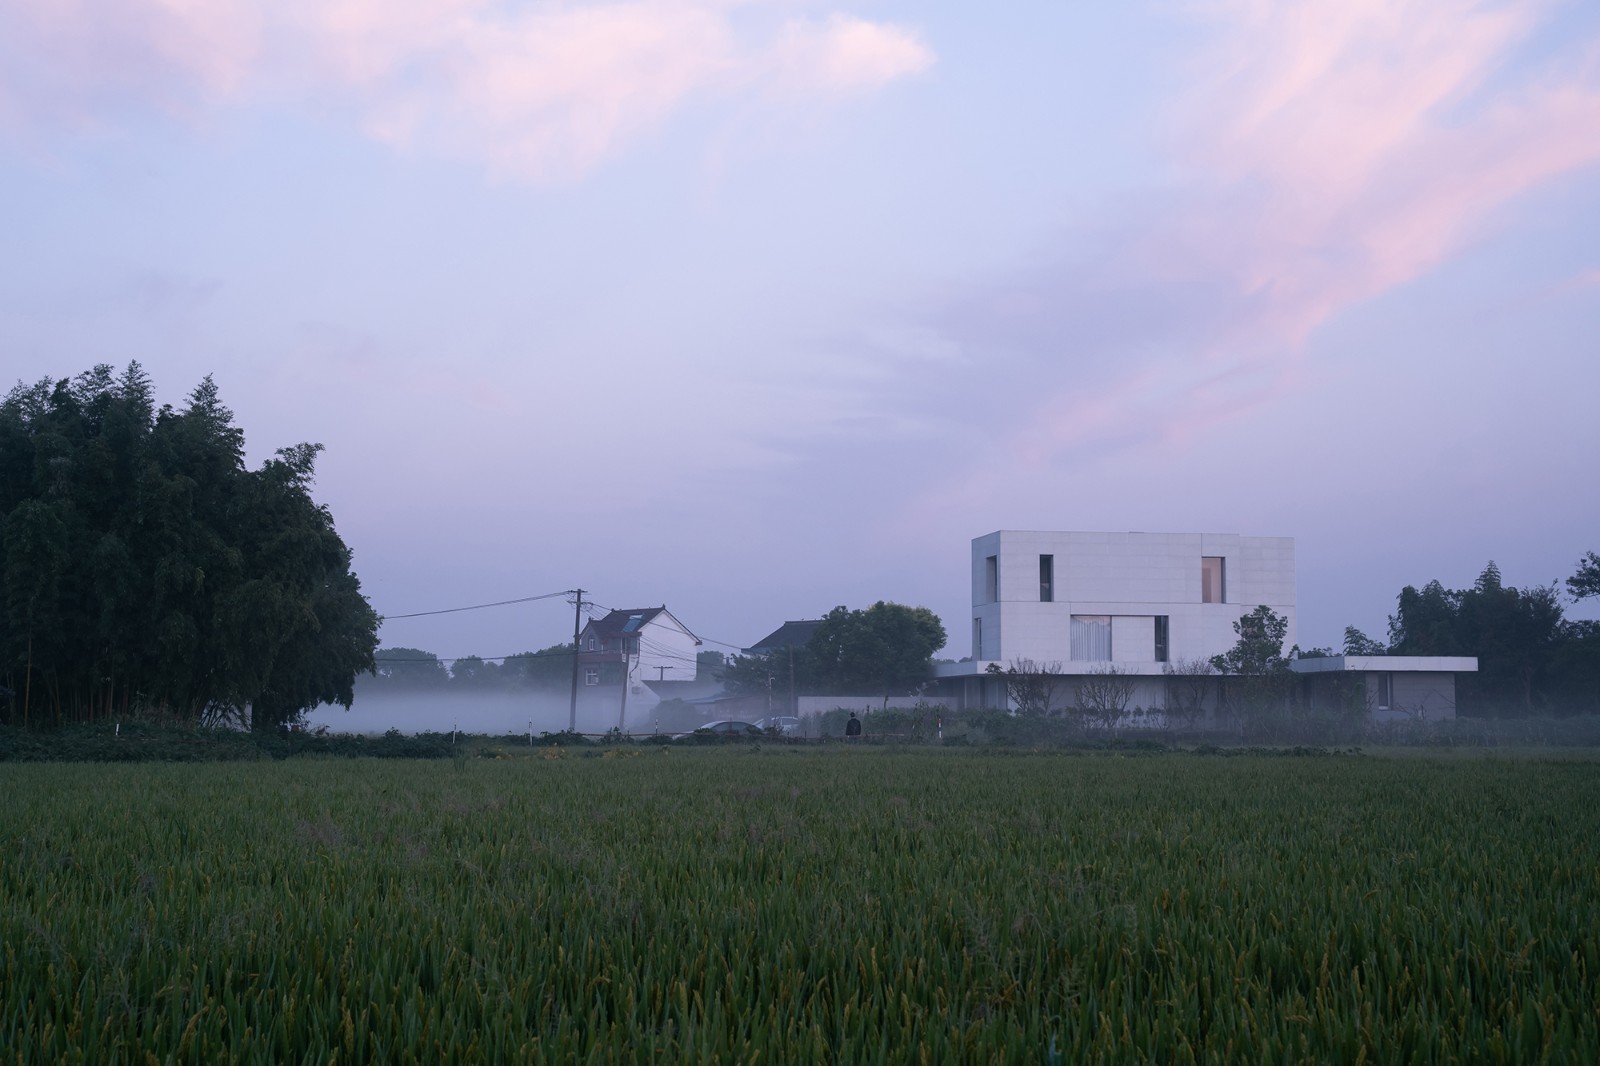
[1039, 555, 1054, 602]
[1155, 616, 1169, 663]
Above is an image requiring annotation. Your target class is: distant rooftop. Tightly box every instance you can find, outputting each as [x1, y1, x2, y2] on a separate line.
[743, 620, 821, 656]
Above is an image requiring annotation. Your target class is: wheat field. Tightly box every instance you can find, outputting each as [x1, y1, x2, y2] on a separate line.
[3, 747, 1596, 1062]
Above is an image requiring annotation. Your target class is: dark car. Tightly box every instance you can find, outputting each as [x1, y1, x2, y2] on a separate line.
[671, 719, 763, 740]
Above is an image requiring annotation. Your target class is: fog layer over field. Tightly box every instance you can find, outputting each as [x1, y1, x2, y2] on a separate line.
[303, 692, 665, 737]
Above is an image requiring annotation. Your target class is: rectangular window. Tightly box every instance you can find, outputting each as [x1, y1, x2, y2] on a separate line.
[1070, 615, 1112, 661]
[984, 555, 998, 602]
[586, 636, 596, 651]
[584, 668, 600, 686]
[1039, 555, 1054, 602]
[1154, 616, 1169, 663]
[1201, 557, 1226, 603]
[973, 617, 984, 660]
[1376, 673, 1393, 710]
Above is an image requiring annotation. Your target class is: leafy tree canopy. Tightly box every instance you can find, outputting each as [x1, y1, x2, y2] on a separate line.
[1388, 561, 1567, 714]
[1570, 551, 1600, 601]
[805, 601, 946, 701]
[1208, 606, 1294, 735]
[1210, 606, 1292, 678]
[362, 643, 577, 693]
[1342, 626, 1388, 656]
[372, 647, 449, 688]
[0, 364, 378, 729]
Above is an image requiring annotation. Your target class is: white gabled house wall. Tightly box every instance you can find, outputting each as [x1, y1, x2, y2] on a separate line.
[576, 606, 701, 730]
[967, 530, 1296, 671]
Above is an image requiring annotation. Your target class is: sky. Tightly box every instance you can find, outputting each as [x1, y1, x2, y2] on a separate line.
[3, 0, 1598, 668]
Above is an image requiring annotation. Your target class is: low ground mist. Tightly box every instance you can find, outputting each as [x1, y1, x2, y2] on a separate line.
[303, 691, 667, 737]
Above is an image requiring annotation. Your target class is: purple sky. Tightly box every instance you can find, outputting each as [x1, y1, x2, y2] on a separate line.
[4, 0, 1598, 663]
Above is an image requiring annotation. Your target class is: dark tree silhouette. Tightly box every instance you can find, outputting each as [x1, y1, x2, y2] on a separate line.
[0, 364, 379, 728]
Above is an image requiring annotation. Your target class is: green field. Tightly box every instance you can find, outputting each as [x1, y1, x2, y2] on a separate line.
[3, 748, 1597, 1063]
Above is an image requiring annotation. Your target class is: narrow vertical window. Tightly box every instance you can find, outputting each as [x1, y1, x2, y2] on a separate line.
[985, 555, 998, 602]
[1377, 673, 1393, 710]
[1154, 616, 1169, 663]
[1201, 557, 1226, 603]
[973, 617, 984, 660]
[1039, 555, 1054, 602]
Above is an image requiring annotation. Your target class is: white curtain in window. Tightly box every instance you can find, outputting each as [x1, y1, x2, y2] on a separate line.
[1071, 615, 1112, 661]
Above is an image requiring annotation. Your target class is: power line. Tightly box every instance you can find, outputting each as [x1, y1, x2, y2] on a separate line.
[383, 589, 574, 620]
[375, 648, 576, 665]
[384, 586, 759, 660]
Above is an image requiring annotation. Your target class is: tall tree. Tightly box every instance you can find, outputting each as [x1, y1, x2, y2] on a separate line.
[500, 644, 577, 690]
[370, 647, 450, 688]
[0, 365, 378, 728]
[1342, 626, 1387, 656]
[1570, 551, 1600, 601]
[1457, 564, 1563, 714]
[805, 601, 946, 703]
[1388, 562, 1566, 715]
[1210, 605, 1294, 736]
[721, 647, 812, 699]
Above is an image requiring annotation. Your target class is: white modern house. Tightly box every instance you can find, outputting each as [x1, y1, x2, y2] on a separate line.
[935, 530, 1294, 709]
[931, 529, 1473, 720]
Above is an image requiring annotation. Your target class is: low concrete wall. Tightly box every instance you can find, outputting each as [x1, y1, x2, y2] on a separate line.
[796, 696, 955, 716]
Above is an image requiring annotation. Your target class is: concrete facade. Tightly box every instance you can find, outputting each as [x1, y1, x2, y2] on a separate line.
[965, 530, 1296, 673]
[931, 529, 1478, 720]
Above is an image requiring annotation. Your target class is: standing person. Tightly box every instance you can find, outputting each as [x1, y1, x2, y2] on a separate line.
[845, 711, 862, 742]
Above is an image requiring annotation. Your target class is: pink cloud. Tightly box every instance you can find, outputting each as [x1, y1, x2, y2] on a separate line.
[769, 14, 935, 96]
[886, 0, 1600, 537]
[1550, 266, 1600, 294]
[1171, 0, 1600, 348]
[0, 0, 933, 177]
[983, 0, 1600, 480]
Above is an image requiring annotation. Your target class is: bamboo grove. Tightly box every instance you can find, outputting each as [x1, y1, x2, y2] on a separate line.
[0, 364, 378, 729]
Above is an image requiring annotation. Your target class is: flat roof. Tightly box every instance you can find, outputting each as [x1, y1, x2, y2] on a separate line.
[1290, 655, 1478, 674]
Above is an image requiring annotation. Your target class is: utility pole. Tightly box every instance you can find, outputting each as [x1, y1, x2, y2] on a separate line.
[617, 645, 632, 732]
[568, 589, 584, 733]
[654, 666, 672, 682]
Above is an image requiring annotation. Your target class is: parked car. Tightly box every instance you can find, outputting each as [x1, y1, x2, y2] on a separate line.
[755, 716, 802, 736]
[671, 719, 763, 740]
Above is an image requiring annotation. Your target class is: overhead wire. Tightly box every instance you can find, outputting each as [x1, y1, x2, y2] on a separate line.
[374, 647, 576, 666]
[383, 589, 574, 619]
[381, 587, 767, 664]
